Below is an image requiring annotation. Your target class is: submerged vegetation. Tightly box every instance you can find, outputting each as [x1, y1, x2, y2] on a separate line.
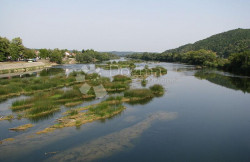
[9, 124, 34, 131]
[37, 101, 126, 134]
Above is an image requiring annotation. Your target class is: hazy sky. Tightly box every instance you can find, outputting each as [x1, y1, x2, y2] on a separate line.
[0, 0, 250, 52]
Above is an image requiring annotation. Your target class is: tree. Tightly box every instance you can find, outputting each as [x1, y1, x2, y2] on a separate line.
[49, 49, 63, 64]
[228, 50, 250, 73]
[0, 37, 10, 61]
[39, 48, 50, 59]
[9, 37, 24, 61]
[23, 49, 36, 59]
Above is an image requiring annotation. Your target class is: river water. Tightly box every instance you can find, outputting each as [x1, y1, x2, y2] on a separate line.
[0, 61, 250, 162]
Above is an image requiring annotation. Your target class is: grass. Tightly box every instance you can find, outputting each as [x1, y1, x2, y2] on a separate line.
[0, 71, 83, 101]
[9, 124, 34, 131]
[132, 66, 167, 77]
[124, 89, 154, 99]
[103, 82, 129, 92]
[149, 84, 165, 96]
[123, 84, 165, 103]
[141, 79, 147, 87]
[68, 109, 79, 116]
[106, 96, 123, 101]
[113, 75, 131, 82]
[96, 60, 137, 70]
[36, 101, 126, 134]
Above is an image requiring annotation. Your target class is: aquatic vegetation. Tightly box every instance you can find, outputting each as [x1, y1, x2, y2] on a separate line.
[123, 84, 165, 104]
[149, 84, 165, 96]
[0, 71, 83, 101]
[36, 101, 126, 134]
[68, 109, 79, 116]
[106, 95, 123, 101]
[103, 82, 129, 92]
[0, 138, 15, 145]
[131, 66, 167, 77]
[113, 75, 131, 82]
[45, 112, 178, 162]
[9, 124, 34, 131]
[141, 79, 147, 87]
[0, 115, 14, 121]
[96, 60, 138, 70]
[65, 101, 83, 107]
[124, 88, 154, 99]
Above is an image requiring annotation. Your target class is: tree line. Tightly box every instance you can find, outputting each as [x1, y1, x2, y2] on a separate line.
[75, 49, 119, 63]
[0, 37, 36, 61]
[127, 49, 250, 75]
[0, 36, 119, 64]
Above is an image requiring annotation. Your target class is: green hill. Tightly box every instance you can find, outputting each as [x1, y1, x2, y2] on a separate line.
[163, 28, 250, 58]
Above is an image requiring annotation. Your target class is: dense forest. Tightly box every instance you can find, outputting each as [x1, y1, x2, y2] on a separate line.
[163, 28, 250, 58]
[127, 28, 250, 75]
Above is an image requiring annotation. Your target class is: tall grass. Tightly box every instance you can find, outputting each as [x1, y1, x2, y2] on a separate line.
[113, 75, 131, 82]
[149, 84, 164, 95]
[124, 89, 154, 98]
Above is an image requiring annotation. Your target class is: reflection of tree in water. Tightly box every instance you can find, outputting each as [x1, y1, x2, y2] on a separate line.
[195, 70, 250, 93]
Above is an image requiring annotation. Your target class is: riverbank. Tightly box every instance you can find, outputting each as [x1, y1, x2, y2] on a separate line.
[0, 60, 57, 75]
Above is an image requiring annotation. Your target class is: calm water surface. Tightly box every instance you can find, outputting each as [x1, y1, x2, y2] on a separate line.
[0, 62, 250, 162]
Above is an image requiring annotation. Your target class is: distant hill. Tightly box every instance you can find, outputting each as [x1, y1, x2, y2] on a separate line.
[163, 28, 250, 58]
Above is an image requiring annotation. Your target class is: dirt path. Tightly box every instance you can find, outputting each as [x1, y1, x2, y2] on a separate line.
[0, 62, 45, 70]
[0, 60, 57, 74]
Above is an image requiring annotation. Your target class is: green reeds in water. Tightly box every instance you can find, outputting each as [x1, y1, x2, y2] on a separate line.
[88, 102, 124, 117]
[124, 89, 154, 99]
[141, 79, 147, 87]
[113, 75, 131, 82]
[149, 84, 165, 97]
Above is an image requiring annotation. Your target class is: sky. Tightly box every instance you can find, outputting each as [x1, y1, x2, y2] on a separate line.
[0, 0, 250, 52]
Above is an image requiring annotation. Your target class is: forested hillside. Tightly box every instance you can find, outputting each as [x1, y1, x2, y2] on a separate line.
[163, 28, 250, 58]
[127, 28, 250, 75]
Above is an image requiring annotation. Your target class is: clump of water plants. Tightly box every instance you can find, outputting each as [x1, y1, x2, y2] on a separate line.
[132, 66, 167, 77]
[0, 71, 85, 101]
[96, 60, 138, 70]
[124, 89, 154, 100]
[123, 84, 165, 103]
[68, 109, 79, 116]
[141, 79, 147, 87]
[0, 115, 14, 121]
[113, 75, 131, 82]
[36, 101, 126, 134]
[149, 84, 165, 96]
[9, 124, 34, 131]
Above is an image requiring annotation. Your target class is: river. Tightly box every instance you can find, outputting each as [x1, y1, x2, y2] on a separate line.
[0, 61, 250, 162]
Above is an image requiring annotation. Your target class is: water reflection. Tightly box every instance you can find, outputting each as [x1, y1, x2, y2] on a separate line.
[195, 70, 250, 93]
